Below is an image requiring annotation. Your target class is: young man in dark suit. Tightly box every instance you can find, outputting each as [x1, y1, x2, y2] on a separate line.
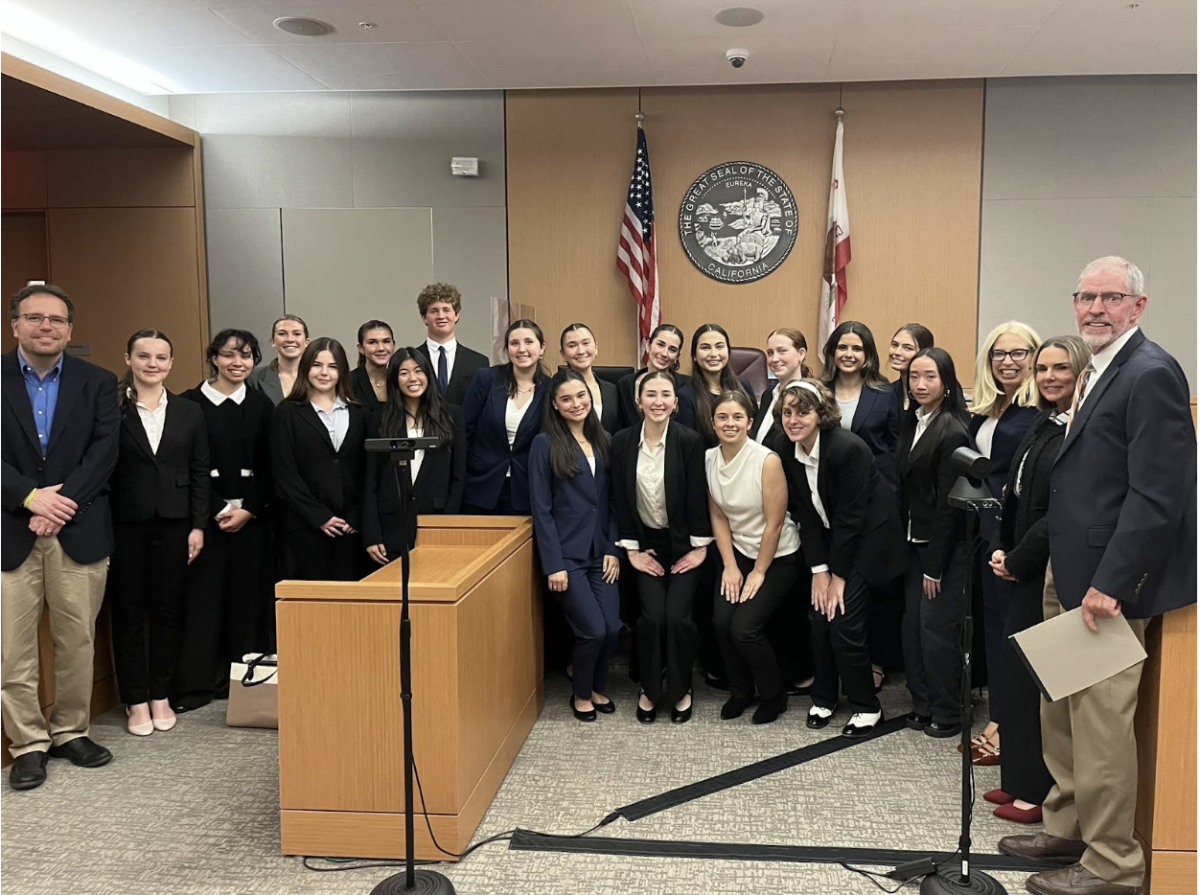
[2, 284, 120, 790]
[414, 283, 489, 407]
[1001, 257, 1197, 895]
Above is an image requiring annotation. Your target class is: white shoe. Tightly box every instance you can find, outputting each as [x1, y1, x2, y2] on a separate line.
[806, 705, 834, 729]
[149, 700, 177, 732]
[126, 706, 154, 737]
[842, 710, 883, 738]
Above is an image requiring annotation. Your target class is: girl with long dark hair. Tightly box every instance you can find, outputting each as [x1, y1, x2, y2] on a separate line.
[247, 314, 309, 405]
[461, 319, 550, 515]
[685, 324, 753, 448]
[529, 369, 621, 722]
[363, 347, 466, 562]
[110, 330, 210, 735]
[351, 319, 395, 415]
[896, 347, 970, 738]
[272, 337, 368, 581]
[616, 323, 694, 429]
[175, 329, 275, 712]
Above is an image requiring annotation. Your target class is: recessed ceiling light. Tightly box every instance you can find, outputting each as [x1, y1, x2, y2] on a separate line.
[272, 17, 333, 37]
[714, 7, 765, 28]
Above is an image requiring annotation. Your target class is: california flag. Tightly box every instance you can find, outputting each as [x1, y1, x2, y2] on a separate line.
[819, 115, 851, 352]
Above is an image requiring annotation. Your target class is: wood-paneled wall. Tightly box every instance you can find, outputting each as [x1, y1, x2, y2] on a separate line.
[507, 81, 984, 383]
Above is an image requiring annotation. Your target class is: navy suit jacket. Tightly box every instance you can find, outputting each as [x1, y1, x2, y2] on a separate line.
[969, 402, 1038, 541]
[2, 351, 120, 570]
[462, 365, 548, 514]
[850, 384, 900, 490]
[1048, 330, 1196, 618]
[528, 433, 619, 575]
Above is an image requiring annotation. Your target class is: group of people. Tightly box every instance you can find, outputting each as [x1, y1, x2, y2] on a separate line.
[2, 256, 1193, 895]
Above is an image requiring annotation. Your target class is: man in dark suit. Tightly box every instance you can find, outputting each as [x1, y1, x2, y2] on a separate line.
[414, 283, 489, 407]
[1001, 257, 1197, 895]
[2, 284, 120, 790]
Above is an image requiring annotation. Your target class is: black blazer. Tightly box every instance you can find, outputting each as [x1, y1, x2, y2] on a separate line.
[595, 377, 620, 434]
[271, 400, 369, 533]
[969, 403, 1039, 542]
[616, 370, 695, 431]
[774, 428, 906, 587]
[461, 365, 548, 514]
[362, 406, 467, 553]
[111, 394, 210, 530]
[350, 366, 386, 417]
[181, 384, 275, 519]
[896, 411, 970, 579]
[993, 410, 1064, 584]
[1048, 330, 1196, 618]
[610, 422, 711, 561]
[1, 351, 120, 570]
[528, 433, 619, 574]
[850, 384, 900, 489]
[750, 381, 783, 444]
[416, 341, 489, 407]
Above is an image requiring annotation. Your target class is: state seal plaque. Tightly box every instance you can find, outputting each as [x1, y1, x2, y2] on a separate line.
[678, 161, 798, 284]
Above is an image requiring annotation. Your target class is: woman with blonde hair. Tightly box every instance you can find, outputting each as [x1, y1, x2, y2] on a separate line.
[965, 321, 1041, 766]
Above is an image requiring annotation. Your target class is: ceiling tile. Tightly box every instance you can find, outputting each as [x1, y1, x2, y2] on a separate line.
[212, 2, 448, 44]
[271, 42, 486, 89]
[417, 0, 640, 43]
[13, 0, 254, 51]
[452, 38, 651, 88]
[825, 59, 997, 81]
[644, 38, 832, 86]
[630, 0, 843, 41]
[832, 24, 1038, 68]
[841, 0, 1064, 30]
[132, 45, 328, 91]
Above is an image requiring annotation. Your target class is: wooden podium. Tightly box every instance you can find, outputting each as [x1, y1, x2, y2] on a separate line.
[276, 516, 543, 860]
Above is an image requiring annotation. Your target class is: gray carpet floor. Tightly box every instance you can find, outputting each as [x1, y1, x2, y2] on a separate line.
[1, 669, 1041, 895]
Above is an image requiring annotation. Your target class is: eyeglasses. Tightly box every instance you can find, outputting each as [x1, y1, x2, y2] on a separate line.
[1072, 291, 1136, 308]
[17, 313, 70, 328]
[989, 349, 1031, 362]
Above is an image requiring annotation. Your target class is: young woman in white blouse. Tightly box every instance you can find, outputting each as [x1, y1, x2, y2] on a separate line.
[706, 391, 802, 725]
[611, 372, 712, 724]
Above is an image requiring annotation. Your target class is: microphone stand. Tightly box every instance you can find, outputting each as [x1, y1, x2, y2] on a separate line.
[366, 438, 455, 895]
[917, 476, 1005, 895]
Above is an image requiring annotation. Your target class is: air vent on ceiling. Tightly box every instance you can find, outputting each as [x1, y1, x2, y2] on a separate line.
[273, 17, 333, 37]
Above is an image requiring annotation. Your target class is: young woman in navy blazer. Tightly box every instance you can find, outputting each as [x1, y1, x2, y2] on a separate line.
[272, 337, 368, 582]
[363, 347, 466, 563]
[109, 330, 210, 736]
[965, 321, 1041, 766]
[773, 380, 906, 738]
[750, 327, 812, 444]
[611, 371, 712, 724]
[886, 323, 934, 417]
[895, 347, 970, 738]
[350, 319, 395, 416]
[176, 329, 275, 712]
[529, 369, 621, 722]
[615, 323, 695, 430]
[461, 319, 549, 515]
[559, 323, 621, 434]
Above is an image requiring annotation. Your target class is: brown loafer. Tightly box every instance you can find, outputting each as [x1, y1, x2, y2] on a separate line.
[1026, 863, 1140, 895]
[998, 832, 1087, 864]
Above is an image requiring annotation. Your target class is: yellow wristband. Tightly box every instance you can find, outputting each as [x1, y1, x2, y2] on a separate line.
[22, 488, 37, 509]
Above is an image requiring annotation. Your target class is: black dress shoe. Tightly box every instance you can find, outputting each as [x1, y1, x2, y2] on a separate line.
[570, 694, 597, 722]
[924, 720, 962, 739]
[671, 690, 693, 724]
[8, 752, 48, 791]
[904, 712, 932, 731]
[593, 696, 616, 715]
[807, 706, 835, 729]
[842, 711, 883, 738]
[636, 692, 656, 724]
[752, 694, 787, 725]
[786, 682, 812, 697]
[720, 695, 752, 720]
[48, 737, 112, 768]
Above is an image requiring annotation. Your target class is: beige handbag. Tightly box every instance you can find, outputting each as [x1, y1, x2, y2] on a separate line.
[226, 653, 278, 729]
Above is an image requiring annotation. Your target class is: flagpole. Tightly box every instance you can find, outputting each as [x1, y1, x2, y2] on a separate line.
[634, 108, 647, 366]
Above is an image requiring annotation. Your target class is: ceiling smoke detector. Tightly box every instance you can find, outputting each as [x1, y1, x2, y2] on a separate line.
[272, 17, 333, 37]
[714, 7, 765, 28]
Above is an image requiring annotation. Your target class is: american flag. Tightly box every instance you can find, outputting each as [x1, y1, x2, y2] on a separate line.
[616, 125, 659, 366]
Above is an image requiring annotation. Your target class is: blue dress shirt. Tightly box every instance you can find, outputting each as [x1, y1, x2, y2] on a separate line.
[18, 348, 63, 457]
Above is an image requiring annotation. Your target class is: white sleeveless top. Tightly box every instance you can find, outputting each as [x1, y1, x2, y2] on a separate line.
[706, 439, 800, 560]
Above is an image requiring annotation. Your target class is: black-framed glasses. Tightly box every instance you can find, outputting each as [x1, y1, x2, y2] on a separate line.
[1072, 291, 1136, 308]
[989, 348, 1031, 362]
[17, 313, 70, 328]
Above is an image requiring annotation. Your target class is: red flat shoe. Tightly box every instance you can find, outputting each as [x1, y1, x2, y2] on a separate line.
[984, 789, 1014, 806]
[994, 802, 1043, 824]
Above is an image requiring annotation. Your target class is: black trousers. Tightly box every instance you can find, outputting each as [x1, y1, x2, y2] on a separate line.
[635, 528, 699, 705]
[999, 572, 1054, 803]
[866, 575, 905, 671]
[810, 569, 879, 713]
[110, 517, 190, 705]
[713, 549, 800, 703]
[767, 565, 813, 685]
[980, 562, 1010, 724]
[693, 544, 725, 679]
[172, 516, 273, 709]
[902, 541, 966, 725]
[280, 525, 364, 582]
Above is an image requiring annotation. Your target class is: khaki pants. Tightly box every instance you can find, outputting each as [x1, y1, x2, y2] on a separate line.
[1040, 561, 1148, 888]
[1, 536, 107, 758]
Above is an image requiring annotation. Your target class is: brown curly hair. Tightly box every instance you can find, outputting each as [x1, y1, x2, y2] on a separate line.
[417, 282, 462, 316]
[772, 378, 842, 430]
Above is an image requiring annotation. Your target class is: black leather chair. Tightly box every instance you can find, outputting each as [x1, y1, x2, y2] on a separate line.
[729, 346, 769, 401]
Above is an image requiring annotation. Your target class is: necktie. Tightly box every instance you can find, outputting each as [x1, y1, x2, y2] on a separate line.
[438, 346, 449, 394]
[1067, 363, 1095, 434]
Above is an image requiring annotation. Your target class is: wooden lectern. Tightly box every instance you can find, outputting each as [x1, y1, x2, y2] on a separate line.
[276, 516, 543, 860]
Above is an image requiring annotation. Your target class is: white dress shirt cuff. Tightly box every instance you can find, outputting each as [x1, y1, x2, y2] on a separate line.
[811, 564, 830, 574]
[689, 536, 714, 548]
[923, 574, 942, 583]
[616, 539, 641, 552]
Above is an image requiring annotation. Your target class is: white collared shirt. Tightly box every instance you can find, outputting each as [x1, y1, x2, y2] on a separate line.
[427, 337, 458, 382]
[312, 397, 350, 451]
[907, 405, 939, 547]
[1079, 325, 1139, 409]
[617, 423, 715, 553]
[408, 427, 425, 483]
[200, 381, 247, 406]
[755, 385, 783, 444]
[134, 388, 169, 454]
